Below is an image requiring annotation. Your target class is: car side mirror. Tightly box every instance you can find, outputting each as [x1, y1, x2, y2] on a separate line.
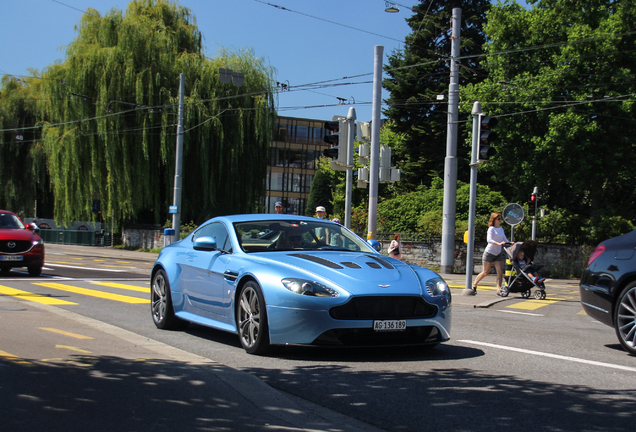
[367, 239, 381, 252]
[28, 223, 40, 235]
[193, 236, 217, 251]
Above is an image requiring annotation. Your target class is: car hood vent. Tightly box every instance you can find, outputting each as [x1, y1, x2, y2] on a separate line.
[341, 262, 362, 269]
[289, 254, 343, 269]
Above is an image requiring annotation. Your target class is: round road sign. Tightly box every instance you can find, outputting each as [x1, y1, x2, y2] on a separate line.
[503, 203, 525, 226]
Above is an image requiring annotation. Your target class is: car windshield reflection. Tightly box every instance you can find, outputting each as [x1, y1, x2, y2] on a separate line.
[234, 220, 373, 253]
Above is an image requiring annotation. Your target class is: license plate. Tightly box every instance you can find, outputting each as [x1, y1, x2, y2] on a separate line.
[373, 319, 406, 332]
[0, 255, 23, 261]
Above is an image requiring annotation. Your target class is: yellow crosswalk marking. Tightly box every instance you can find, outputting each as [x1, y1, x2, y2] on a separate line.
[39, 327, 94, 340]
[33, 282, 148, 304]
[55, 345, 92, 354]
[507, 298, 562, 310]
[90, 282, 150, 293]
[0, 349, 33, 366]
[0, 284, 77, 305]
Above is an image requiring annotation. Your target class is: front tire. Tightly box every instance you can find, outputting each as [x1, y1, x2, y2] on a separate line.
[151, 269, 188, 330]
[237, 281, 270, 355]
[615, 282, 636, 356]
[28, 266, 42, 277]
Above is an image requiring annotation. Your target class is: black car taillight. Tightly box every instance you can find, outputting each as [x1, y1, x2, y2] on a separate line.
[586, 244, 605, 267]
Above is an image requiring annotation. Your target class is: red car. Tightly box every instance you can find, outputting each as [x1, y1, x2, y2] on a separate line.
[0, 210, 45, 276]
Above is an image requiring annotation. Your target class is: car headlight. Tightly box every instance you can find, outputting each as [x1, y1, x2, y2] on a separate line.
[281, 278, 339, 297]
[32, 238, 43, 246]
[425, 277, 450, 298]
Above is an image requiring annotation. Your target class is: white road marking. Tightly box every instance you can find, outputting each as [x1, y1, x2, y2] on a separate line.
[45, 263, 126, 272]
[458, 340, 636, 372]
[497, 310, 544, 316]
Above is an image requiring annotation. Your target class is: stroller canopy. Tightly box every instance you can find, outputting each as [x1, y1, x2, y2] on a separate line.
[508, 241, 538, 262]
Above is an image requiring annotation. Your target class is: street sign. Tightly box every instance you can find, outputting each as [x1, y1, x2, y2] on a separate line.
[169, 205, 178, 214]
[503, 203, 524, 226]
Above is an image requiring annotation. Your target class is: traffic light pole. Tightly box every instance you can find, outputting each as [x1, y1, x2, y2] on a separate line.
[531, 186, 538, 241]
[345, 107, 356, 229]
[464, 101, 481, 294]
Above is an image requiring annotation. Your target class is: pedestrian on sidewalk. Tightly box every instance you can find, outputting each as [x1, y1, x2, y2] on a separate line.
[470, 212, 509, 295]
[387, 233, 402, 260]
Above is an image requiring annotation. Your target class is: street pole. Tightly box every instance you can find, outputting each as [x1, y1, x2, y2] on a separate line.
[172, 73, 185, 241]
[464, 102, 481, 294]
[345, 107, 356, 229]
[367, 45, 383, 240]
[440, 7, 462, 274]
[532, 186, 538, 241]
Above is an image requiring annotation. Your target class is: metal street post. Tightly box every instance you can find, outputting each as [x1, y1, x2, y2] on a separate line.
[464, 101, 481, 294]
[367, 45, 383, 240]
[345, 107, 356, 229]
[440, 8, 462, 274]
[172, 73, 185, 240]
[531, 186, 538, 240]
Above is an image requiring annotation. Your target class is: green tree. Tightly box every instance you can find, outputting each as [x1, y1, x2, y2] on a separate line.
[383, 0, 491, 190]
[306, 160, 335, 217]
[0, 74, 52, 217]
[373, 177, 507, 237]
[4, 0, 276, 228]
[461, 0, 636, 241]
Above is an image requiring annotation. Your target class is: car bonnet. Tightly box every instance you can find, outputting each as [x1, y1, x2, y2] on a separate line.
[256, 251, 424, 296]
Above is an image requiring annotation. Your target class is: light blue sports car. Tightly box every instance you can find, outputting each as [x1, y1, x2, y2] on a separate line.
[151, 214, 451, 354]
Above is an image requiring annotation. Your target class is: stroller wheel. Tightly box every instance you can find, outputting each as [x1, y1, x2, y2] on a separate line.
[521, 290, 531, 299]
[534, 290, 546, 300]
[499, 286, 509, 297]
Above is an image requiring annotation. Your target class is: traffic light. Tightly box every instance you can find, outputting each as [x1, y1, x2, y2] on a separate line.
[478, 116, 498, 162]
[322, 116, 348, 170]
[528, 190, 538, 216]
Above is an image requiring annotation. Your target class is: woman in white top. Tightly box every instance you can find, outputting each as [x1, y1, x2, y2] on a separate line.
[470, 212, 509, 295]
[387, 233, 402, 261]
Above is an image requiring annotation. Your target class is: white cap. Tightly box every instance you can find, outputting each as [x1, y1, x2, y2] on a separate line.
[316, 206, 326, 212]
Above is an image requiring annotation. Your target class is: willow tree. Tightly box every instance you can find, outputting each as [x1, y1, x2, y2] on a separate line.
[0, 74, 51, 216]
[38, 0, 276, 227]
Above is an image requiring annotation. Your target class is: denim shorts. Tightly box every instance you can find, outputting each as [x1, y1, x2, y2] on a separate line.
[483, 250, 504, 263]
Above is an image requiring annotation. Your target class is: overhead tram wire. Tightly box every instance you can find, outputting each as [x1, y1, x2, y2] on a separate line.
[251, 0, 406, 44]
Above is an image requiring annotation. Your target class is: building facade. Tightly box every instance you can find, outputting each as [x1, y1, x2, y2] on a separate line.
[264, 116, 330, 215]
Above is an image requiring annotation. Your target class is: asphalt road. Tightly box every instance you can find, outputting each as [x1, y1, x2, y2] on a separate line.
[1, 244, 635, 432]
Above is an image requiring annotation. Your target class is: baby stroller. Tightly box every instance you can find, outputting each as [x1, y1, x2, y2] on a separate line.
[499, 241, 547, 300]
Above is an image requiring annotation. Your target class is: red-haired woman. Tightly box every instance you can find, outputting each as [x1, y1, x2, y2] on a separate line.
[387, 233, 402, 261]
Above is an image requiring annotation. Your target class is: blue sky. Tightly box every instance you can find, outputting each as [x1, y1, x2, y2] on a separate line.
[1, 0, 421, 122]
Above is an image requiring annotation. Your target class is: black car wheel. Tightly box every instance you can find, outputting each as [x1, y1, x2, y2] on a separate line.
[237, 281, 270, 355]
[615, 282, 636, 356]
[151, 269, 188, 330]
[28, 266, 42, 277]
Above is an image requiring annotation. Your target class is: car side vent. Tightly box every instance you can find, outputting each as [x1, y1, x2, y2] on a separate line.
[366, 262, 382, 269]
[365, 255, 394, 269]
[341, 262, 362, 269]
[289, 254, 344, 269]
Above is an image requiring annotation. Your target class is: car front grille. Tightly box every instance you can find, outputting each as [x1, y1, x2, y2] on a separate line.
[329, 296, 437, 320]
[0, 240, 32, 254]
[313, 326, 441, 347]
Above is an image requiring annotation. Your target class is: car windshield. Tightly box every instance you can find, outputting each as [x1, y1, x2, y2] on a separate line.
[234, 220, 374, 253]
[0, 213, 25, 229]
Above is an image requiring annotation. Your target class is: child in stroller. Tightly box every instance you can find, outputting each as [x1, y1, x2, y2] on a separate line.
[499, 241, 547, 300]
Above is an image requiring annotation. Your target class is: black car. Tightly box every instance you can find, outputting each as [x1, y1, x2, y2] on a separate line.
[580, 230, 636, 356]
